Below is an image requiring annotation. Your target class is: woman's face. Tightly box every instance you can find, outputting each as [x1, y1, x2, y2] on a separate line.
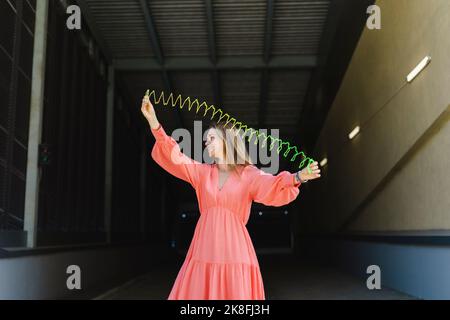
[205, 128, 224, 161]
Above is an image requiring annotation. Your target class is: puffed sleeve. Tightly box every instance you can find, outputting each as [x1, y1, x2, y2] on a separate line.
[150, 124, 205, 189]
[247, 165, 301, 207]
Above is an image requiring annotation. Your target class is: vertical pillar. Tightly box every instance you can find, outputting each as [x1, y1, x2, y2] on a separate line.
[104, 66, 114, 243]
[139, 134, 147, 241]
[160, 176, 167, 242]
[24, 0, 49, 248]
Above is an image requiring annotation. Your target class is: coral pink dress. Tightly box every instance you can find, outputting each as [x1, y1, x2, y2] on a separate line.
[150, 124, 302, 300]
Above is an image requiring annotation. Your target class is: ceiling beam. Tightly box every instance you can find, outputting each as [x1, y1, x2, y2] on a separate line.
[113, 55, 317, 71]
[205, 0, 217, 64]
[75, 0, 112, 63]
[204, 0, 222, 112]
[259, 0, 275, 129]
[137, 0, 164, 64]
[138, 0, 184, 128]
[263, 0, 274, 63]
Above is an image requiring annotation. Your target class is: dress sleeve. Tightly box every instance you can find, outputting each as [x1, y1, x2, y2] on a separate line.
[247, 165, 301, 207]
[150, 124, 205, 189]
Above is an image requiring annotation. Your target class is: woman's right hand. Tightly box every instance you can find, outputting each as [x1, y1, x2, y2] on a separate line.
[141, 94, 160, 129]
[141, 94, 155, 122]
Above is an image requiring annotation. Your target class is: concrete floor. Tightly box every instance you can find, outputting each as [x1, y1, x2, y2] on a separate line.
[95, 253, 416, 300]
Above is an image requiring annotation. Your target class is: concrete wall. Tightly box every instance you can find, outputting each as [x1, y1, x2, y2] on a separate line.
[302, 0, 450, 233]
[301, 237, 450, 299]
[0, 244, 168, 299]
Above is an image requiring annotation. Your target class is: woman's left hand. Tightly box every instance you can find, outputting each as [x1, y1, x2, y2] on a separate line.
[297, 161, 321, 182]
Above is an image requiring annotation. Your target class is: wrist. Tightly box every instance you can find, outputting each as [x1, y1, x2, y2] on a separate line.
[296, 171, 307, 183]
[149, 119, 160, 130]
[294, 171, 301, 184]
[293, 173, 299, 185]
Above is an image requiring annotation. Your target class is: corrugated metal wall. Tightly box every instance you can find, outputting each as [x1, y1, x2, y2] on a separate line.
[0, 0, 36, 231]
[37, 0, 108, 245]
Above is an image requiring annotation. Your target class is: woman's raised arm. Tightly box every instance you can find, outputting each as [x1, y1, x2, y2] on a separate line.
[150, 124, 206, 189]
[141, 92, 206, 189]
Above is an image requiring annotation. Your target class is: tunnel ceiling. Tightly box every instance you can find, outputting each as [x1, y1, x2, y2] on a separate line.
[77, 0, 369, 154]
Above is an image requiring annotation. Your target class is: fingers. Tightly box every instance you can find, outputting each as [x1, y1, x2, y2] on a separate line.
[140, 96, 155, 121]
[141, 96, 152, 113]
[306, 161, 321, 178]
[142, 96, 150, 105]
[308, 161, 320, 171]
[306, 162, 319, 170]
[309, 161, 319, 168]
[310, 171, 321, 178]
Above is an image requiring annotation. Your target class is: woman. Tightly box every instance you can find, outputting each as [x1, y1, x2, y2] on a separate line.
[141, 94, 321, 300]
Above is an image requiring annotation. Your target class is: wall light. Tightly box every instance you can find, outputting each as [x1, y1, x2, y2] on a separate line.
[406, 56, 431, 83]
[348, 126, 360, 140]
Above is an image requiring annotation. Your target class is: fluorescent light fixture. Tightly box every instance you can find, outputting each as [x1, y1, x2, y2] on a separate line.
[406, 56, 431, 83]
[320, 158, 328, 167]
[348, 126, 360, 140]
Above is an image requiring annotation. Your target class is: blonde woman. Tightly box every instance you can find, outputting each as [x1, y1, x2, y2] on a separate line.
[141, 94, 321, 300]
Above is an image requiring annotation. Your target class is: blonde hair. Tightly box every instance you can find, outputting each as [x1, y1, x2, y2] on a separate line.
[208, 120, 254, 177]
